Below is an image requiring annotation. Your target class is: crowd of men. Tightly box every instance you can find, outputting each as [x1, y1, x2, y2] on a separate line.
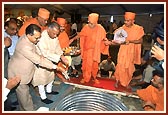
[3, 7, 164, 111]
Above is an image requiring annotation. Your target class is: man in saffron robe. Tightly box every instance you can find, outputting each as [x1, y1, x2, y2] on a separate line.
[127, 70, 164, 111]
[57, 18, 79, 49]
[57, 18, 70, 49]
[55, 18, 70, 82]
[113, 12, 144, 88]
[18, 8, 50, 37]
[79, 13, 109, 84]
[137, 71, 164, 111]
[56, 18, 80, 81]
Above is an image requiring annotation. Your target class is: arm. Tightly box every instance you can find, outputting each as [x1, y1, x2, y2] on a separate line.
[19, 45, 55, 69]
[126, 37, 143, 44]
[37, 36, 63, 63]
[4, 76, 21, 102]
[79, 33, 85, 59]
[69, 33, 80, 45]
[104, 40, 126, 46]
[37, 35, 69, 66]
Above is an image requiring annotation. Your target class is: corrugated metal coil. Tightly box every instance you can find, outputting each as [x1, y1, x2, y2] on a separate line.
[55, 90, 128, 111]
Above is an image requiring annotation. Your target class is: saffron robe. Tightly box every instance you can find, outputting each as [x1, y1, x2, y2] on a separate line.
[114, 24, 144, 87]
[137, 85, 164, 111]
[57, 31, 70, 80]
[58, 31, 70, 49]
[18, 18, 46, 37]
[80, 24, 108, 82]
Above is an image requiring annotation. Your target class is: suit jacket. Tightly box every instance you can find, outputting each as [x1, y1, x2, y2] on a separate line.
[8, 35, 54, 84]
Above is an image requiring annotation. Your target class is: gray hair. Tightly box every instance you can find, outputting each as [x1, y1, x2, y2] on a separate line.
[48, 21, 60, 30]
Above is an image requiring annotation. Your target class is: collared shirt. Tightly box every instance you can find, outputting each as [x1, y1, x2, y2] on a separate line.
[4, 31, 19, 57]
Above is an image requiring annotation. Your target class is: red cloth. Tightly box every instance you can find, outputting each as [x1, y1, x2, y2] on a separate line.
[68, 75, 132, 92]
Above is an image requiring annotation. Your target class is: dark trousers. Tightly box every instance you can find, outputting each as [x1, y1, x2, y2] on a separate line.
[100, 69, 109, 77]
[4, 47, 9, 79]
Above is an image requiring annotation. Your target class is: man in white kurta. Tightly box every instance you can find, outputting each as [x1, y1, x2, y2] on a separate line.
[32, 22, 68, 104]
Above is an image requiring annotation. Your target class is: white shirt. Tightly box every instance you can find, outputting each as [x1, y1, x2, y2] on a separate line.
[4, 31, 19, 56]
[3, 78, 10, 102]
[71, 23, 77, 31]
[37, 30, 63, 63]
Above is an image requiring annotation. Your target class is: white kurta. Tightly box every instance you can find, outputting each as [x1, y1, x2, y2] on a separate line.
[32, 30, 63, 86]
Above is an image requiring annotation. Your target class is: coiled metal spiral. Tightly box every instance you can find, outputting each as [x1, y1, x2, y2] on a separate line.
[55, 90, 128, 111]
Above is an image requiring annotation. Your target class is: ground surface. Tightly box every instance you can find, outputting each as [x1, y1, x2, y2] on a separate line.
[4, 77, 144, 112]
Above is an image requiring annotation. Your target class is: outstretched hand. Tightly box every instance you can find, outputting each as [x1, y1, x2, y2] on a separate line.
[69, 32, 80, 45]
